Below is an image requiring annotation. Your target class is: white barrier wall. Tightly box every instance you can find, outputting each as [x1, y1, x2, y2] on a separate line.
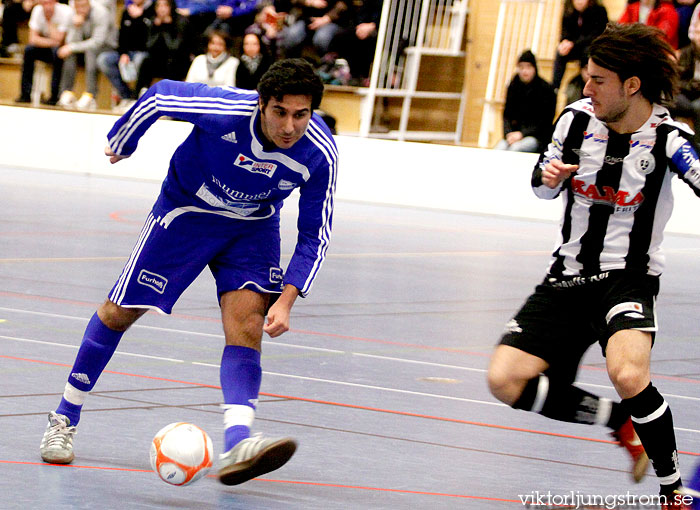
[2, 105, 700, 236]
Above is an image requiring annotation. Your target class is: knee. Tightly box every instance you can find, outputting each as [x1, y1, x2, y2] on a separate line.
[97, 300, 146, 332]
[487, 365, 522, 406]
[608, 362, 648, 399]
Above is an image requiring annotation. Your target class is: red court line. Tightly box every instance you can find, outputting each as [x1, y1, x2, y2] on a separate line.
[4, 354, 699, 456]
[0, 459, 149, 473]
[0, 460, 519, 502]
[0, 291, 488, 355]
[256, 478, 521, 503]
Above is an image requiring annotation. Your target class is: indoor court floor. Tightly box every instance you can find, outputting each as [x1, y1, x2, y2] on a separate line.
[2, 165, 700, 509]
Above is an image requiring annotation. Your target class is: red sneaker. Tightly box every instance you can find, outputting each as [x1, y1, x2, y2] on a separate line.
[611, 418, 649, 482]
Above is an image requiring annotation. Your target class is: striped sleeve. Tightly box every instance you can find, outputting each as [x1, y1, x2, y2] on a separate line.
[283, 118, 338, 298]
[665, 124, 700, 197]
[107, 80, 257, 156]
[531, 107, 576, 200]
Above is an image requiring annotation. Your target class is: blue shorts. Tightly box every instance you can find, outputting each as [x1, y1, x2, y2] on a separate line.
[108, 193, 283, 314]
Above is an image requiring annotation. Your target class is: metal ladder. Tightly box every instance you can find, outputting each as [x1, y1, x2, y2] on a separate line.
[359, 0, 469, 143]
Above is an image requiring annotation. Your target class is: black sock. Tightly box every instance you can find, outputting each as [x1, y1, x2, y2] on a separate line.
[622, 383, 681, 495]
[513, 374, 625, 426]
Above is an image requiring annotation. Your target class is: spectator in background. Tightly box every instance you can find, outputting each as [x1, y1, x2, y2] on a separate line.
[15, 0, 73, 104]
[564, 53, 590, 106]
[495, 50, 556, 153]
[208, 0, 258, 45]
[185, 28, 238, 86]
[235, 32, 272, 89]
[674, 0, 696, 49]
[326, 0, 380, 85]
[619, 0, 679, 49]
[134, 0, 188, 96]
[671, 26, 700, 144]
[56, 0, 118, 110]
[687, 2, 700, 45]
[279, 0, 353, 59]
[0, 0, 35, 57]
[96, 0, 154, 112]
[245, 2, 288, 59]
[551, 0, 607, 92]
[174, 0, 217, 55]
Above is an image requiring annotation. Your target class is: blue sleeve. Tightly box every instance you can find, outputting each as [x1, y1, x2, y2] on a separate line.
[220, 0, 258, 17]
[107, 80, 258, 156]
[283, 119, 338, 297]
[668, 127, 700, 197]
[176, 0, 217, 14]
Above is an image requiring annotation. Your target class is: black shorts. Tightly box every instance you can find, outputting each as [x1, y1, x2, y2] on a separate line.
[499, 270, 659, 377]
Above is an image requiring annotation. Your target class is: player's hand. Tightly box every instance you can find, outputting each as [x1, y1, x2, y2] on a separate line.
[105, 145, 130, 164]
[263, 285, 299, 338]
[264, 301, 291, 338]
[541, 159, 578, 189]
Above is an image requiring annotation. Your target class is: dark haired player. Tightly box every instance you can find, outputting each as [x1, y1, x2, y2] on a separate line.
[39, 58, 337, 485]
[488, 23, 699, 509]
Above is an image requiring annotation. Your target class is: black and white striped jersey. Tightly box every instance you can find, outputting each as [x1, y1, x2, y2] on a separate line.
[532, 98, 700, 278]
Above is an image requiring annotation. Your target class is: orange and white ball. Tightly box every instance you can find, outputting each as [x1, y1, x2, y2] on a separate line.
[149, 422, 213, 486]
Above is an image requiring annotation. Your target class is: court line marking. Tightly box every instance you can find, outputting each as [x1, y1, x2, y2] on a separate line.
[4, 353, 700, 448]
[3, 324, 700, 406]
[0, 338, 503, 408]
[0, 302, 487, 355]
[3, 327, 700, 405]
[0, 250, 550, 264]
[0, 460, 521, 503]
[190, 360, 504, 407]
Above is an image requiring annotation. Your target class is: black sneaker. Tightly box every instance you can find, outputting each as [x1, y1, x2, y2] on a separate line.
[15, 95, 31, 104]
[41, 96, 58, 106]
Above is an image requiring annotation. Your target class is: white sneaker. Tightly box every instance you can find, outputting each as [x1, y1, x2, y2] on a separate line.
[76, 93, 97, 111]
[57, 90, 77, 109]
[218, 434, 297, 485]
[40, 411, 76, 464]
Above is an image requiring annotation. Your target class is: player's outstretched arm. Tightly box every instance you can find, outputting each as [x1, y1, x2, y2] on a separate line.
[264, 285, 299, 338]
[541, 159, 578, 189]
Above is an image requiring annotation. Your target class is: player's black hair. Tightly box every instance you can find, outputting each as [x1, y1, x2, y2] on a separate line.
[257, 58, 324, 110]
[588, 22, 678, 105]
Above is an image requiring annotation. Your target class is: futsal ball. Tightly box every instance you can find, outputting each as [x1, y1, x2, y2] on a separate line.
[149, 422, 213, 486]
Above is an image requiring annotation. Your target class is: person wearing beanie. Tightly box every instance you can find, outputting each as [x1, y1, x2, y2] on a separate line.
[494, 49, 556, 153]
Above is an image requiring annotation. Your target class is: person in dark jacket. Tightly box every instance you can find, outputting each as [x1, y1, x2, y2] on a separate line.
[326, 0, 381, 83]
[670, 28, 700, 144]
[235, 32, 273, 89]
[134, 0, 189, 96]
[552, 0, 607, 91]
[97, 0, 155, 110]
[495, 50, 556, 153]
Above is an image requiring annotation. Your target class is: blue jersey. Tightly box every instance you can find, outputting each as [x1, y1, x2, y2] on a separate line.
[107, 80, 338, 297]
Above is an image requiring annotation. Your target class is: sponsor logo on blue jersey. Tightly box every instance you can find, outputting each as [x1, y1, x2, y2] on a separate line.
[278, 179, 296, 191]
[138, 269, 168, 294]
[269, 267, 284, 284]
[235, 154, 277, 177]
